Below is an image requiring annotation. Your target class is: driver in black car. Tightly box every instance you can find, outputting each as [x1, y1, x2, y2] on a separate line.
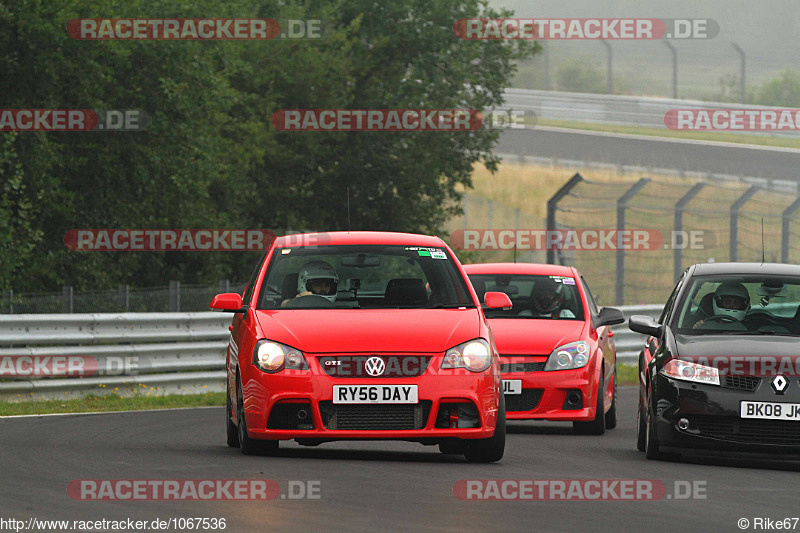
[692, 282, 750, 329]
[281, 260, 339, 307]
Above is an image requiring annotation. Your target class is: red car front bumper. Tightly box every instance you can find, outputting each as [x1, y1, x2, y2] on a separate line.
[240, 362, 501, 441]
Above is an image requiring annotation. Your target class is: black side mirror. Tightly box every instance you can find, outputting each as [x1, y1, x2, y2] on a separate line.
[593, 306, 625, 328]
[628, 315, 663, 337]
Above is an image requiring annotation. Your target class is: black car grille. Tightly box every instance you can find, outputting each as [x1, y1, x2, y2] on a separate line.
[318, 401, 432, 430]
[722, 376, 761, 391]
[691, 416, 800, 445]
[505, 389, 544, 412]
[318, 356, 432, 378]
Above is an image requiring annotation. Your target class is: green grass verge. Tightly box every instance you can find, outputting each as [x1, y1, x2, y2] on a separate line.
[0, 392, 225, 416]
[537, 118, 800, 150]
[617, 363, 638, 386]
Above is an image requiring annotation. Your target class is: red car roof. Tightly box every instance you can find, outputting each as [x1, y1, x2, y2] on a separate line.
[274, 231, 447, 248]
[462, 262, 578, 277]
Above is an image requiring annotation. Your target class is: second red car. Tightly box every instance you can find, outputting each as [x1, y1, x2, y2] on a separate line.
[464, 263, 625, 434]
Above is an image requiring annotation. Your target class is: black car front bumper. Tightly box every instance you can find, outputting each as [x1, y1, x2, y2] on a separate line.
[652, 372, 800, 454]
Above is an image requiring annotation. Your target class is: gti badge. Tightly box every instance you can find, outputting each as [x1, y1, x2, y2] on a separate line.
[365, 356, 386, 377]
[771, 374, 789, 394]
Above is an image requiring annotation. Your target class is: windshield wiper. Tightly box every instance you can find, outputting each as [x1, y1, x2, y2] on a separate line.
[429, 303, 474, 309]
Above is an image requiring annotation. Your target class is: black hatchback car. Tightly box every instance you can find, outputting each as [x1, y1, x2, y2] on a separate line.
[630, 262, 800, 460]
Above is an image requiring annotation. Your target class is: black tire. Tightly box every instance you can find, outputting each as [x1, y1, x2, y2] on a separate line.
[573, 368, 606, 435]
[644, 400, 663, 460]
[636, 391, 647, 452]
[237, 377, 279, 456]
[226, 378, 239, 448]
[438, 439, 468, 455]
[604, 364, 617, 430]
[464, 393, 506, 463]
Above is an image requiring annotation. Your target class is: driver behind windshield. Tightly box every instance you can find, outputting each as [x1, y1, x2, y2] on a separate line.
[281, 260, 339, 307]
[692, 282, 750, 329]
[519, 277, 576, 318]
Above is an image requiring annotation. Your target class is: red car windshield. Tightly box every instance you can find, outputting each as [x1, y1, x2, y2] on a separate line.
[258, 244, 474, 309]
[468, 274, 585, 321]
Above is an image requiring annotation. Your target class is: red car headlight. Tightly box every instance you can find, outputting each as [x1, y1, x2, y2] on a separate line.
[544, 341, 590, 371]
[442, 339, 492, 373]
[253, 340, 308, 373]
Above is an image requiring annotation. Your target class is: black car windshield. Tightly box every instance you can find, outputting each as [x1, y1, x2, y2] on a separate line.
[257, 244, 473, 310]
[674, 274, 800, 336]
[468, 274, 584, 320]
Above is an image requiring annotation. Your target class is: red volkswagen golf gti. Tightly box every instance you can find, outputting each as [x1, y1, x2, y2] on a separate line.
[463, 263, 625, 434]
[211, 232, 512, 462]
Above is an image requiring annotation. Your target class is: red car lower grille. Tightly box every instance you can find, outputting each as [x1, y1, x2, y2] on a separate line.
[318, 401, 432, 430]
[691, 416, 800, 445]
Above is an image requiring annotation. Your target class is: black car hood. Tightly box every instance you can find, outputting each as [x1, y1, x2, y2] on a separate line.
[675, 333, 800, 358]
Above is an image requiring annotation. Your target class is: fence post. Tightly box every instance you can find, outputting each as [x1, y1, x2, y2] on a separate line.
[615, 178, 650, 306]
[729, 186, 759, 261]
[514, 208, 520, 263]
[781, 197, 800, 263]
[673, 183, 705, 281]
[118, 284, 130, 312]
[6, 290, 12, 314]
[62, 286, 73, 314]
[169, 280, 180, 312]
[546, 173, 584, 264]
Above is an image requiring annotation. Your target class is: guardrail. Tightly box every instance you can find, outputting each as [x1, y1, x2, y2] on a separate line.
[0, 308, 661, 401]
[503, 88, 800, 138]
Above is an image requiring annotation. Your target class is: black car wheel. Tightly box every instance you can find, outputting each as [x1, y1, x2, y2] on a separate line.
[226, 377, 239, 448]
[574, 368, 606, 435]
[237, 376, 279, 456]
[604, 364, 617, 429]
[464, 392, 505, 463]
[636, 391, 647, 452]
[644, 400, 663, 460]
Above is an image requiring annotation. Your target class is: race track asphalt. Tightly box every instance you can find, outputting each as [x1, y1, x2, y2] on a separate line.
[496, 127, 800, 180]
[1, 386, 798, 533]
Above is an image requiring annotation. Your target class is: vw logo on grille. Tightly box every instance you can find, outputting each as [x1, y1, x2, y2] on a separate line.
[772, 375, 789, 394]
[365, 356, 386, 377]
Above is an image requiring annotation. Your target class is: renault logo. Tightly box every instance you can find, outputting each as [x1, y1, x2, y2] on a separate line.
[772, 375, 789, 394]
[365, 356, 386, 377]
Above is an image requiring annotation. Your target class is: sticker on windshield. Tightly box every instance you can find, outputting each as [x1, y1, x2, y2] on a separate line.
[431, 250, 446, 259]
[550, 276, 575, 285]
[281, 248, 292, 254]
[418, 250, 431, 257]
[412, 247, 447, 259]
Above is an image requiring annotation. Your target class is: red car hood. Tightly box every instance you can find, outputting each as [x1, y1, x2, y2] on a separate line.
[487, 318, 587, 355]
[255, 309, 480, 353]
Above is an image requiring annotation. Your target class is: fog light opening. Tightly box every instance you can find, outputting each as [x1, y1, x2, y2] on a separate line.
[677, 418, 689, 431]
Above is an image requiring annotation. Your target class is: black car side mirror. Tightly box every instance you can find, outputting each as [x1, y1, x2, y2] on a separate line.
[593, 306, 625, 328]
[628, 315, 663, 337]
